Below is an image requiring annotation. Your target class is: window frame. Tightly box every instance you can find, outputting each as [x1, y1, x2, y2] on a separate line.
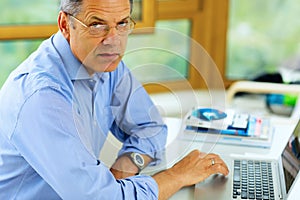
[0, 0, 230, 92]
[144, 0, 230, 93]
[0, 0, 156, 40]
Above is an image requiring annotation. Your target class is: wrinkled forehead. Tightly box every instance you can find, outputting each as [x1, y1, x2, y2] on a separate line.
[80, 0, 131, 21]
[81, 0, 131, 14]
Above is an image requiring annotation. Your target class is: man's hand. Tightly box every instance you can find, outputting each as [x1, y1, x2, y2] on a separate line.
[153, 149, 229, 200]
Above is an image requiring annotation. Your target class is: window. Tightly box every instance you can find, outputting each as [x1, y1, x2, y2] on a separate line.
[0, 0, 210, 92]
[3, 1, 299, 105]
[0, 0, 58, 87]
[0, 0, 58, 25]
[124, 19, 191, 83]
[226, 0, 300, 81]
[0, 40, 42, 86]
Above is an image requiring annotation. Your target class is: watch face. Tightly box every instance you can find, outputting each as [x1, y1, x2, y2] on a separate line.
[135, 154, 144, 165]
[132, 153, 144, 169]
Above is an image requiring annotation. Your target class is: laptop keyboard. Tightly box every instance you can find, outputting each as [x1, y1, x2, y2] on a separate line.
[232, 160, 275, 200]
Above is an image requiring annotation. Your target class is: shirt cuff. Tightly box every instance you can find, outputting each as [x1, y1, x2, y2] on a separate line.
[118, 175, 159, 200]
[117, 125, 167, 166]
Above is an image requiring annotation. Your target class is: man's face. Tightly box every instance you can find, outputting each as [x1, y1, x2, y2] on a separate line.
[67, 0, 131, 74]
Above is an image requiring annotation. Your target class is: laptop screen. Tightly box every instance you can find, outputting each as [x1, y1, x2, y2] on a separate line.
[281, 120, 300, 194]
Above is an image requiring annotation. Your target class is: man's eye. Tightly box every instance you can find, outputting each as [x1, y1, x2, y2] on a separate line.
[118, 21, 128, 27]
[90, 22, 105, 28]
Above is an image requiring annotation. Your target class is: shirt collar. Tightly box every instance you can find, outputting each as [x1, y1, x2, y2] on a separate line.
[53, 31, 91, 81]
[52, 31, 111, 83]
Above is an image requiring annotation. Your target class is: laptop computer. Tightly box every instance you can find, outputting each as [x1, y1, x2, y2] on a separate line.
[195, 119, 300, 200]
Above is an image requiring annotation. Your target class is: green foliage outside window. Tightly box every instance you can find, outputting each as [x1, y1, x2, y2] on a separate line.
[227, 0, 300, 80]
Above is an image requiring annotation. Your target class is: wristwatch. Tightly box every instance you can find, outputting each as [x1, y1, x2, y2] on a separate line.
[125, 152, 145, 172]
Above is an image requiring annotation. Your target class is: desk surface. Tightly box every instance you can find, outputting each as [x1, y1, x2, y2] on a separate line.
[101, 116, 299, 200]
[160, 117, 300, 200]
[101, 91, 300, 200]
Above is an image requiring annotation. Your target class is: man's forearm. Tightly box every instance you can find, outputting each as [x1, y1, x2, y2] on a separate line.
[152, 169, 184, 200]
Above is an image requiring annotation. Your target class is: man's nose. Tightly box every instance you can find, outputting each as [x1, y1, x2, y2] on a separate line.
[102, 26, 120, 45]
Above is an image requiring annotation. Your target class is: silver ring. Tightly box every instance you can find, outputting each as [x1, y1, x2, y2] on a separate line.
[211, 159, 215, 166]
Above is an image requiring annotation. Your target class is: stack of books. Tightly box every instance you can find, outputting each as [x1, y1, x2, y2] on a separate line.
[181, 107, 273, 148]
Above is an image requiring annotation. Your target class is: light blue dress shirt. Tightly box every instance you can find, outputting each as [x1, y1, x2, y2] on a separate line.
[0, 31, 167, 199]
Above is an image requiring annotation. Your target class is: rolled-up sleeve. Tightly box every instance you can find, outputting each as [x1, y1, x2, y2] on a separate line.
[11, 88, 159, 200]
[109, 66, 168, 165]
[118, 176, 159, 199]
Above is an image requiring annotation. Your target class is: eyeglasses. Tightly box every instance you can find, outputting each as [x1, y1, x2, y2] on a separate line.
[67, 13, 136, 37]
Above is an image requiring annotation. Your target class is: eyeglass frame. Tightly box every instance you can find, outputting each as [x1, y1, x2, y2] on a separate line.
[66, 12, 136, 37]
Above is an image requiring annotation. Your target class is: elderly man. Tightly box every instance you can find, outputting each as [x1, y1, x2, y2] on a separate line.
[0, 0, 228, 199]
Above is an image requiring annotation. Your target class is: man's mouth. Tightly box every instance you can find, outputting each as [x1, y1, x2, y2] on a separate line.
[99, 53, 120, 59]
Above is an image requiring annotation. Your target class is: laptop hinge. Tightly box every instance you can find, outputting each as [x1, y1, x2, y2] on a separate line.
[276, 162, 284, 199]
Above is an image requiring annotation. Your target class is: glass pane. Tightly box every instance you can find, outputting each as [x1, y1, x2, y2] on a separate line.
[226, 0, 300, 81]
[124, 19, 191, 83]
[0, 0, 59, 25]
[0, 40, 42, 88]
[0, 20, 192, 88]
[132, 0, 142, 21]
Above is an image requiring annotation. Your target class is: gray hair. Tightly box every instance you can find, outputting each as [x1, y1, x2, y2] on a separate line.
[59, 0, 134, 16]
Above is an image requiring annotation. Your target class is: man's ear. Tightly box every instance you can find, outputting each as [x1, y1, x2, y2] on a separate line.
[58, 11, 70, 41]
